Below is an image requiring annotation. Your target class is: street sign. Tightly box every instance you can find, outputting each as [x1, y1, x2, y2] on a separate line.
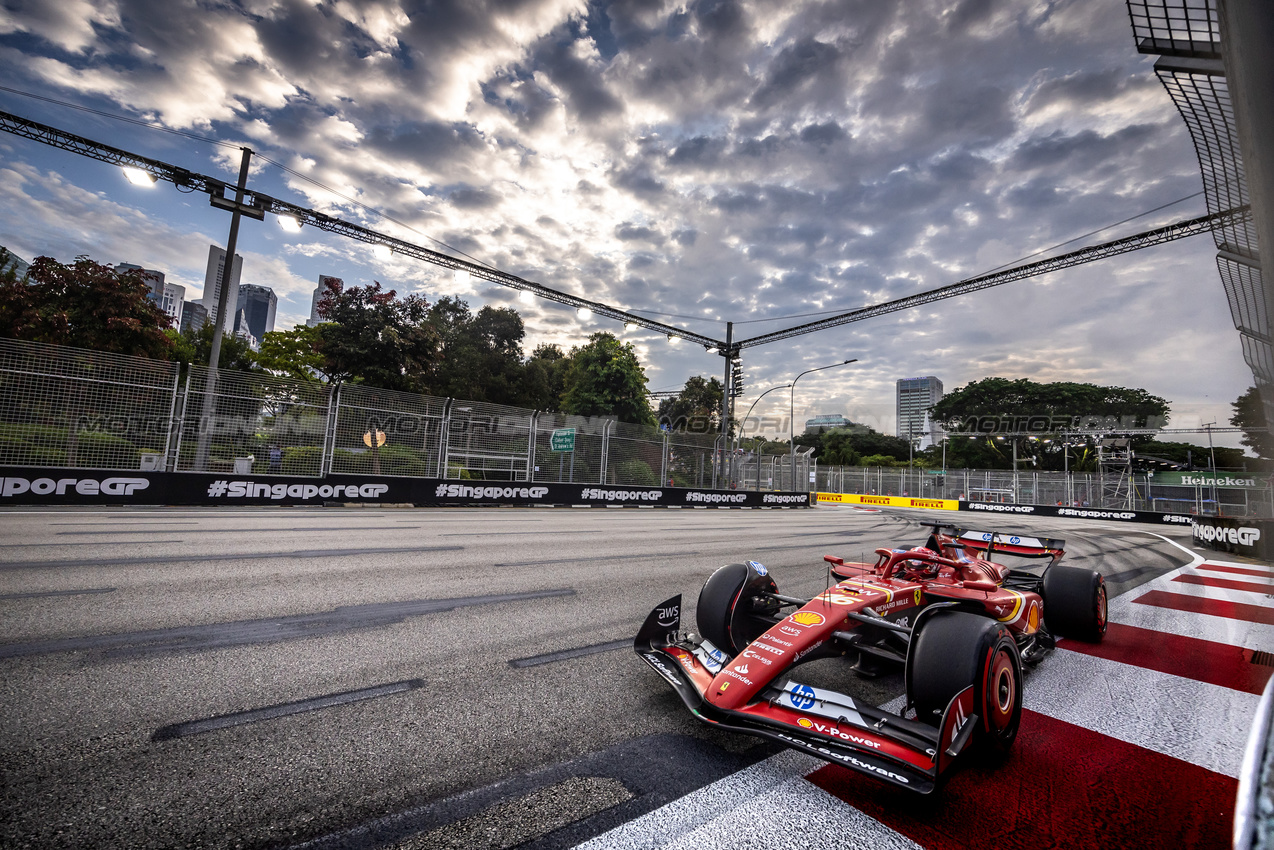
[551, 428, 576, 452]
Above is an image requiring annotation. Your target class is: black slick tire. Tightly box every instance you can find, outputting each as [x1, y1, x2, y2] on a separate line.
[908, 610, 1023, 751]
[696, 562, 776, 655]
[1042, 565, 1107, 642]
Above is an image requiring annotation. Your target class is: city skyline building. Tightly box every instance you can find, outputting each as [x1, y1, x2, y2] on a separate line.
[160, 283, 185, 325]
[202, 245, 243, 334]
[308, 275, 342, 326]
[804, 414, 855, 432]
[179, 301, 208, 335]
[896, 376, 943, 448]
[115, 262, 165, 305]
[1, 246, 30, 278]
[235, 284, 277, 343]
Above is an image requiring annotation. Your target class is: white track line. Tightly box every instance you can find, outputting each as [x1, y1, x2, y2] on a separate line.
[575, 750, 922, 850]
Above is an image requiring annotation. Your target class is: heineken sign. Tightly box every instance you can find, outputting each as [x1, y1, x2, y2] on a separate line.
[1152, 472, 1265, 489]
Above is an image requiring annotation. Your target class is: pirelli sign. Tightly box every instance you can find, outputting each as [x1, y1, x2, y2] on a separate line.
[815, 492, 959, 511]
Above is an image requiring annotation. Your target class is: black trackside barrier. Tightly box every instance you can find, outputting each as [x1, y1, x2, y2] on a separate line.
[958, 500, 1195, 526]
[1190, 515, 1274, 560]
[0, 467, 811, 509]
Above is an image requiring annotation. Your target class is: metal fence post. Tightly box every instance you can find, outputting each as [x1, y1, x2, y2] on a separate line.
[661, 434, 670, 485]
[527, 411, 538, 483]
[321, 382, 340, 476]
[600, 419, 612, 484]
[171, 369, 192, 471]
[439, 399, 453, 478]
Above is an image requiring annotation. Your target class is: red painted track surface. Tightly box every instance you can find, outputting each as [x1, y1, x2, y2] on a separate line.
[1136, 589, 1274, 625]
[1060, 621, 1271, 695]
[808, 709, 1237, 850]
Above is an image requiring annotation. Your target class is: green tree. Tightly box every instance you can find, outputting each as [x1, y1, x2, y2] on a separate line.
[426, 297, 527, 404]
[657, 376, 724, 432]
[0, 255, 172, 358]
[521, 343, 570, 411]
[561, 332, 654, 425]
[316, 281, 436, 393]
[1230, 386, 1273, 459]
[166, 320, 258, 371]
[257, 324, 329, 383]
[929, 377, 1170, 433]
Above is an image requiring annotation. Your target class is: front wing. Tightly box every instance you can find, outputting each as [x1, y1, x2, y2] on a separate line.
[635, 595, 978, 795]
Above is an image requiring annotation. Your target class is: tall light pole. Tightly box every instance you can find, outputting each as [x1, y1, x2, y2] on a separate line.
[790, 359, 857, 490]
[740, 383, 791, 490]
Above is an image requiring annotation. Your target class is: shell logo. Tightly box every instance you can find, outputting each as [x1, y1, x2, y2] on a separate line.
[1027, 601, 1040, 633]
[797, 717, 814, 729]
[790, 611, 826, 627]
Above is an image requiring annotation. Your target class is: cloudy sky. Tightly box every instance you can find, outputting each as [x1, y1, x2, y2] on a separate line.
[0, 0, 1250, 444]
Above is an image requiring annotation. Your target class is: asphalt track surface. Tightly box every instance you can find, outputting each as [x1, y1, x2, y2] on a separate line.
[0, 504, 1267, 849]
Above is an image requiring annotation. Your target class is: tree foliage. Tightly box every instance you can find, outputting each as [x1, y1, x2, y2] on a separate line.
[316, 280, 436, 393]
[929, 377, 1170, 433]
[163, 320, 259, 372]
[0, 255, 172, 358]
[561, 332, 654, 425]
[1230, 386, 1273, 459]
[426, 297, 527, 405]
[657, 376, 723, 431]
[257, 324, 329, 383]
[521, 343, 570, 411]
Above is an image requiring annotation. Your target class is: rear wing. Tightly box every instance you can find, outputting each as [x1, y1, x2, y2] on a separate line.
[921, 523, 1064, 564]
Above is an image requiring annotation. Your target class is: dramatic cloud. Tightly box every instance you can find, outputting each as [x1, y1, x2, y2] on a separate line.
[0, 0, 1250, 441]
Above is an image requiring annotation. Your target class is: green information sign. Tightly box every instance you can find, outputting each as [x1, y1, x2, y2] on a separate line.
[551, 428, 576, 452]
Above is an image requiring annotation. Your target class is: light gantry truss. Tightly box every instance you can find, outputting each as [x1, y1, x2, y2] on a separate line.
[734, 205, 1250, 349]
[0, 110, 722, 351]
[0, 106, 1254, 375]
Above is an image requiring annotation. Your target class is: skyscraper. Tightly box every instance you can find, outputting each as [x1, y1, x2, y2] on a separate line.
[235, 284, 277, 342]
[115, 263, 165, 304]
[202, 246, 243, 334]
[308, 275, 342, 326]
[180, 301, 208, 335]
[896, 376, 943, 447]
[160, 283, 185, 324]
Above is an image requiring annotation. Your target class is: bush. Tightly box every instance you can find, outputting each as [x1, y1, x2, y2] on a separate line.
[613, 459, 657, 486]
[73, 431, 141, 467]
[281, 446, 323, 476]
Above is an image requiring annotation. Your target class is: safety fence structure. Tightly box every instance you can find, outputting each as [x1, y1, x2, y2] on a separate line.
[1, 336, 1269, 515]
[0, 338, 727, 489]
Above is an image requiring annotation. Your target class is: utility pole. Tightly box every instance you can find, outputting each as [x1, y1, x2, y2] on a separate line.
[194, 147, 254, 471]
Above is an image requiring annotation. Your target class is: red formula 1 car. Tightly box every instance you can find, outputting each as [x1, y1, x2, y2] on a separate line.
[634, 524, 1107, 793]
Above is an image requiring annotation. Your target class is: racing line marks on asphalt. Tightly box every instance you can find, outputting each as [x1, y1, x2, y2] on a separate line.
[53, 525, 422, 535]
[508, 638, 632, 668]
[0, 586, 116, 600]
[0, 588, 577, 659]
[151, 679, 425, 741]
[0, 544, 465, 571]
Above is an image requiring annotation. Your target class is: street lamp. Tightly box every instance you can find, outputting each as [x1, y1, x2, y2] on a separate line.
[739, 383, 791, 491]
[790, 359, 857, 490]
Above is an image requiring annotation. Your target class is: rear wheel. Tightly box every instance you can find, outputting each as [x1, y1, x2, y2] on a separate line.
[696, 562, 777, 655]
[1043, 566, 1107, 642]
[908, 611, 1023, 750]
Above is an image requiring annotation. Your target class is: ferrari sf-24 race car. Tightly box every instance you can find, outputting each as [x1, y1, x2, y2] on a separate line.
[634, 523, 1107, 793]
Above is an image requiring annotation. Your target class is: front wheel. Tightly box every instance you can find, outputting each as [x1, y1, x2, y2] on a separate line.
[696, 562, 777, 655]
[1043, 565, 1107, 642]
[907, 611, 1023, 751]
